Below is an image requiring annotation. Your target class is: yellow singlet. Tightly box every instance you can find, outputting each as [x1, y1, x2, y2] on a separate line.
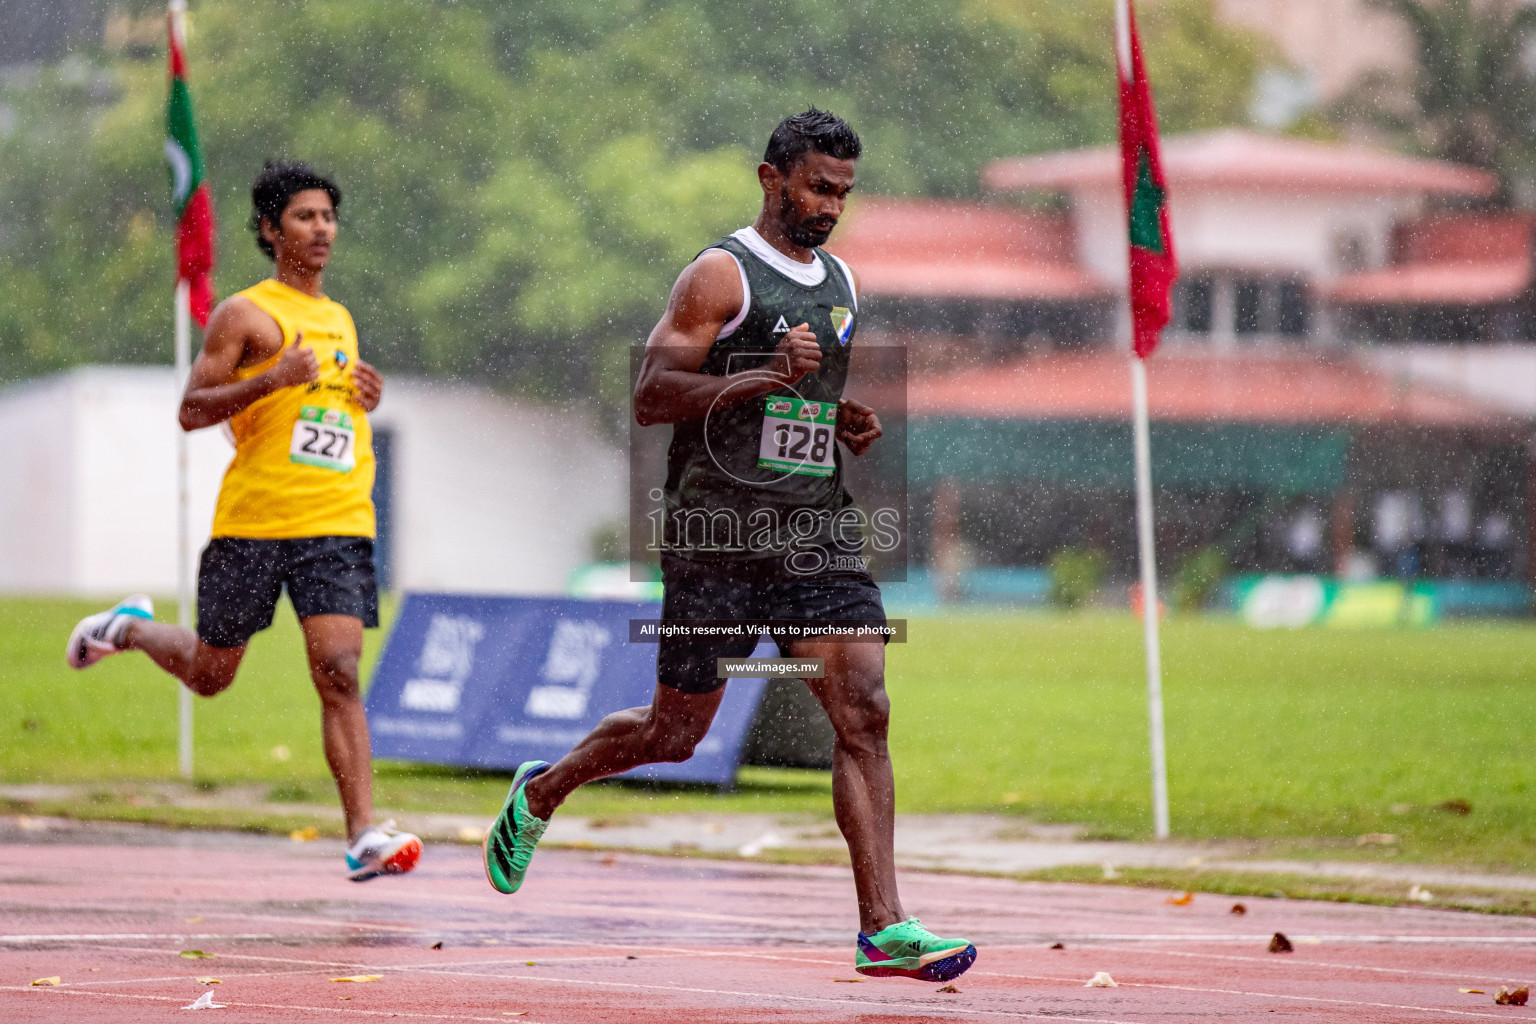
[210, 278, 376, 540]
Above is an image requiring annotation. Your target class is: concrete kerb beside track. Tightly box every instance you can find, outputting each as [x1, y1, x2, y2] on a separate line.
[6, 783, 1536, 897]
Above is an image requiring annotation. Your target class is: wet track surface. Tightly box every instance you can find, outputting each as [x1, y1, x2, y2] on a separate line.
[3, 818, 1536, 1022]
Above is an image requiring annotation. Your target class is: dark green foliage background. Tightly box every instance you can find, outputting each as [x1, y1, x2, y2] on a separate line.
[0, 0, 1256, 399]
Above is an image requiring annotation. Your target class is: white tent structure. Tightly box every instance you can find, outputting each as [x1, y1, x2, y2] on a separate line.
[0, 367, 625, 598]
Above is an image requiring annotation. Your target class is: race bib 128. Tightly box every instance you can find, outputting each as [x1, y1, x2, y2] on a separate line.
[757, 396, 836, 478]
[289, 405, 356, 472]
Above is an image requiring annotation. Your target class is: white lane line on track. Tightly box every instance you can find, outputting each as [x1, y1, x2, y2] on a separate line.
[21, 942, 1529, 1023]
[0, 932, 283, 943]
[1088, 942, 1535, 985]
[3, 987, 544, 1023]
[404, 946, 1536, 1022]
[1, 905, 427, 934]
[4, 947, 1144, 1024]
[493, 899, 799, 929]
[1019, 934, 1536, 945]
[5, 971, 1153, 1024]
[25, 935, 1536, 1021]
[395, 966, 1153, 1024]
[64, 942, 698, 977]
[55, 952, 704, 989]
[978, 969, 1536, 1021]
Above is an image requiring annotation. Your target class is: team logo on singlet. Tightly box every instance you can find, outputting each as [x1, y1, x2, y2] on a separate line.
[334, 349, 349, 369]
[772, 315, 791, 334]
[830, 307, 854, 346]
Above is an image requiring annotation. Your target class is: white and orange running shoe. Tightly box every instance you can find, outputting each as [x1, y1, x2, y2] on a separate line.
[346, 822, 423, 882]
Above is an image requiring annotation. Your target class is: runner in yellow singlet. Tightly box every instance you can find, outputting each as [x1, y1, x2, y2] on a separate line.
[66, 161, 421, 882]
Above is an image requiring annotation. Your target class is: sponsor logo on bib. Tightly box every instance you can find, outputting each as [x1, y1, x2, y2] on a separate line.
[767, 399, 794, 414]
[799, 402, 823, 421]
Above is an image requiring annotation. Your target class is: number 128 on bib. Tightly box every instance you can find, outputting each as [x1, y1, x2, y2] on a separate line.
[757, 396, 837, 478]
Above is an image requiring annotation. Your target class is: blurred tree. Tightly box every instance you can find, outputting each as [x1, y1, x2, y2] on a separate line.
[0, 0, 1258, 400]
[1342, 0, 1536, 204]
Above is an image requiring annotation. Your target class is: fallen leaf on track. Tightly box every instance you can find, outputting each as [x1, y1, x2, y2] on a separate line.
[1495, 986, 1530, 1006]
[331, 975, 383, 983]
[1268, 933, 1294, 954]
[289, 826, 320, 842]
[429, 941, 443, 950]
[1460, 988, 1485, 994]
[1229, 903, 1247, 915]
[183, 991, 226, 1010]
[1085, 972, 1117, 988]
[195, 978, 221, 985]
[1166, 892, 1193, 906]
[937, 984, 960, 993]
[832, 978, 862, 983]
[1049, 942, 1066, 950]
[184, 917, 203, 924]
[31, 977, 60, 987]
[179, 951, 216, 960]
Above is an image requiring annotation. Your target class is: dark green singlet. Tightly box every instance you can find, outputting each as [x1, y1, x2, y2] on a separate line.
[662, 234, 860, 564]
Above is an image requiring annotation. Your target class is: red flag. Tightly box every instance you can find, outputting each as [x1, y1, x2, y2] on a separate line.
[166, 3, 216, 327]
[1117, 0, 1176, 359]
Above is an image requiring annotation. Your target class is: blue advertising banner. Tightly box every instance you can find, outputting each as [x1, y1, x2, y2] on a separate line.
[365, 593, 771, 785]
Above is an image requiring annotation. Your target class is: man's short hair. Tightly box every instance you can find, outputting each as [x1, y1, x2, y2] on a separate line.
[249, 160, 342, 260]
[763, 108, 861, 173]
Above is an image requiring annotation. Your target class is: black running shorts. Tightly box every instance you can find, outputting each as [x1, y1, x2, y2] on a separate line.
[656, 552, 888, 695]
[196, 536, 379, 648]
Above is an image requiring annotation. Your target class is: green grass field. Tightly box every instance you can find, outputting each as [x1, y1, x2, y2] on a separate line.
[6, 597, 1536, 870]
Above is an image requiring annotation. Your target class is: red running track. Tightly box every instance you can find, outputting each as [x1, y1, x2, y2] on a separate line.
[2, 818, 1536, 1022]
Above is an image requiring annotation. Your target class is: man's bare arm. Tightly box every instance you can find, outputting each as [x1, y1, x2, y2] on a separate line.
[177, 297, 319, 431]
[633, 250, 822, 426]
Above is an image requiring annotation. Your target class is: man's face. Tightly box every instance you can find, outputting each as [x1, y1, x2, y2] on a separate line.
[766, 151, 857, 248]
[263, 188, 336, 271]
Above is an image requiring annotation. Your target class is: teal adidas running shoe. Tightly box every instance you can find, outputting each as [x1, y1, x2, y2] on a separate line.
[483, 760, 552, 894]
[854, 917, 977, 982]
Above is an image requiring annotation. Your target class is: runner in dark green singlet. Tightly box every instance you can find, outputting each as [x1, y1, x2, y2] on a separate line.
[481, 110, 976, 984]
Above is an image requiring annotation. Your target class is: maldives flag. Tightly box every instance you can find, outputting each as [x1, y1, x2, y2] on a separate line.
[1116, 0, 1176, 359]
[165, 2, 215, 327]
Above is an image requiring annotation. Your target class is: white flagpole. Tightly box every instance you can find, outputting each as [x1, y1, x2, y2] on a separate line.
[175, 278, 195, 780]
[169, 0, 195, 781]
[1118, 0, 1170, 841]
[1131, 356, 1169, 839]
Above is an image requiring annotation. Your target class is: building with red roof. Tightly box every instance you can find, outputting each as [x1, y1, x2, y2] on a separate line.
[828, 132, 1536, 594]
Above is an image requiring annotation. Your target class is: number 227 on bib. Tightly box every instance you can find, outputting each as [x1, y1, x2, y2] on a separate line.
[289, 405, 357, 472]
